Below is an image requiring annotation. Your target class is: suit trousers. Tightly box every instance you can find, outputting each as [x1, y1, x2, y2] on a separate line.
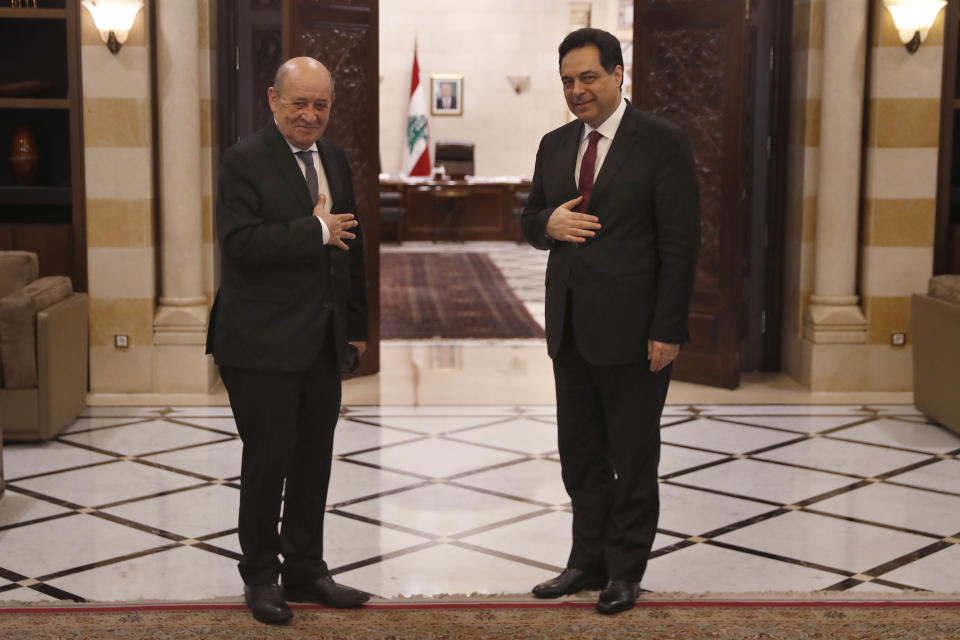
[219, 333, 341, 586]
[553, 299, 672, 582]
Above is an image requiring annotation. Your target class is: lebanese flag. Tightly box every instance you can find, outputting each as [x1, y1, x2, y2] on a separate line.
[402, 45, 431, 177]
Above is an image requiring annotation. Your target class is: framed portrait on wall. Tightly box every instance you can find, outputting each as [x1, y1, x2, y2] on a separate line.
[431, 74, 463, 116]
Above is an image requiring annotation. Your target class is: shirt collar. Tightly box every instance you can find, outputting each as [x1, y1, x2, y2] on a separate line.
[583, 96, 627, 142]
[275, 117, 319, 154]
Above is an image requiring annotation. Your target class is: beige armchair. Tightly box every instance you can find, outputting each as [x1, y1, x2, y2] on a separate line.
[912, 275, 960, 435]
[0, 251, 88, 442]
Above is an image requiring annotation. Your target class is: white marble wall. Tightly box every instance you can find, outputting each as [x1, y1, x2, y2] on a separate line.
[379, 0, 623, 177]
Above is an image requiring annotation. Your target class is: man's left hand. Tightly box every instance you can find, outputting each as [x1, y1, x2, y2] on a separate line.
[349, 341, 367, 358]
[648, 340, 679, 372]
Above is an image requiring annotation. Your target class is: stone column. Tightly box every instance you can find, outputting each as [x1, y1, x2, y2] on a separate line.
[802, 0, 868, 344]
[152, 2, 213, 392]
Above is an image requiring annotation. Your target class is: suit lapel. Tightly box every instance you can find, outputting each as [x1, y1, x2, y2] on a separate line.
[265, 121, 314, 214]
[559, 121, 583, 198]
[316, 139, 345, 212]
[588, 104, 639, 213]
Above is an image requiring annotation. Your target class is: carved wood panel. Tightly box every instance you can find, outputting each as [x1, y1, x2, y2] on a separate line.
[644, 26, 725, 290]
[634, 0, 749, 388]
[252, 27, 282, 130]
[286, 0, 381, 375]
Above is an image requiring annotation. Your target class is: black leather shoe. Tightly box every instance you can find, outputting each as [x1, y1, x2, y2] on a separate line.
[244, 583, 292, 625]
[596, 578, 640, 615]
[531, 568, 607, 598]
[281, 574, 370, 608]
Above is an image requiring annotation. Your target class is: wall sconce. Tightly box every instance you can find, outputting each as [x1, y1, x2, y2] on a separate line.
[506, 75, 530, 95]
[882, 0, 947, 53]
[81, 0, 145, 55]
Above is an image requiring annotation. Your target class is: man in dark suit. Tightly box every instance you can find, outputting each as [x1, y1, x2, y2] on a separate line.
[436, 81, 457, 110]
[206, 57, 369, 625]
[522, 28, 700, 615]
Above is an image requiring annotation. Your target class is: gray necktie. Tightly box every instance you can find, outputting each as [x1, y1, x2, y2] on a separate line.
[296, 149, 319, 205]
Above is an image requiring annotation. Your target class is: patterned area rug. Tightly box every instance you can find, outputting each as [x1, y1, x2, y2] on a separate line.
[3, 599, 959, 639]
[380, 252, 545, 340]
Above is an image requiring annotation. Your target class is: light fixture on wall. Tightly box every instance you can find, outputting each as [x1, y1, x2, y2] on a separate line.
[506, 75, 530, 95]
[81, 0, 145, 55]
[882, 0, 946, 53]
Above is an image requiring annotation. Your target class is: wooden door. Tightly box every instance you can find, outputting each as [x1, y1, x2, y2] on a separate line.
[936, 0, 960, 276]
[283, 0, 380, 375]
[633, 0, 751, 388]
[217, 0, 283, 153]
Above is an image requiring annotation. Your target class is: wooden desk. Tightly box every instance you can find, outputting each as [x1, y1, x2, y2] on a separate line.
[380, 179, 530, 242]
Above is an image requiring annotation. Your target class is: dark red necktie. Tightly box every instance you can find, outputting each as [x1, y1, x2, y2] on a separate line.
[577, 130, 602, 213]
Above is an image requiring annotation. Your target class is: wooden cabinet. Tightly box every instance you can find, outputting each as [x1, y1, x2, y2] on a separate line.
[0, 1, 86, 290]
[382, 180, 528, 242]
[938, 0, 960, 275]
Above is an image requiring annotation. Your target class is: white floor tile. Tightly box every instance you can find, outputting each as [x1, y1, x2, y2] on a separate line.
[714, 511, 933, 574]
[454, 459, 568, 505]
[2, 442, 115, 480]
[165, 407, 236, 417]
[12, 461, 201, 508]
[333, 419, 421, 455]
[59, 420, 229, 456]
[324, 513, 429, 571]
[813, 483, 960, 537]
[459, 511, 571, 568]
[644, 543, 842, 592]
[658, 483, 774, 535]
[45, 546, 240, 601]
[754, 438, 930, 477]
[203, 532, 240, 555]
[720, 415, 870, 434]
[168, 417, 237, 435]
[338, 483, 540, 537]
[78, 408, 166, 418]
[0, 513, 170, 579]
[660, 419, 801, 454]
[448, 418, 558, 454]
[327, 460, 422, 505]
[672, 459, 858, 505]
[362, 415, 514, 435]
[868, 405, 924, 416]
[346, 438, 524, 478]
[101, 485, 239, 539]
[876, 545, 960, 592]
[334, 544, 554, 597]
[831, 419, 960, 454]
[0, 587, 60, 602]
[693, 405, 871, 416]
[845, 580, 911, 593]
[347, 405, 522, 417]
[887, 459, 960, 495]
[659, 444, 728, 476]
[143, 439, 243, 480]
[61, 417, 152, 435]
[0, 492, 71, 528]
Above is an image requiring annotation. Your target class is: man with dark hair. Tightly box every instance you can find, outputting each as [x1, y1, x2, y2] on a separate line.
[207, 56, 370, 625]
[522, 28, 700, 614]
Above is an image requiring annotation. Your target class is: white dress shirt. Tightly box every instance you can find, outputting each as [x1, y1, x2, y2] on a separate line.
[574, 97, 627, 188]
[281, 131, 332, 245]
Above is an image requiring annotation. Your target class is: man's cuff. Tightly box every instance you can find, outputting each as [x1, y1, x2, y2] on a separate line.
[315, 215, 331, 244]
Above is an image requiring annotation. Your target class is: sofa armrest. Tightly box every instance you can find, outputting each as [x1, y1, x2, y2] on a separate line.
[37, 292, 89, 437]
[0, 276, 73, 389]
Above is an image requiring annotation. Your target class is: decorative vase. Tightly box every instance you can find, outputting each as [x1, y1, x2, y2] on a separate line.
[9, 125, 39, 186]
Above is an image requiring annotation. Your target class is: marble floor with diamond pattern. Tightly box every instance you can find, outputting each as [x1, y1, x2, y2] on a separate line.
[1, 242, 958, 602]
[1, 403, 959, 603]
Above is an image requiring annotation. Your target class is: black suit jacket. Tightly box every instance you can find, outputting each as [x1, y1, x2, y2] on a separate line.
[206, 121, 368, 372]
[521, 102, 700, 366]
